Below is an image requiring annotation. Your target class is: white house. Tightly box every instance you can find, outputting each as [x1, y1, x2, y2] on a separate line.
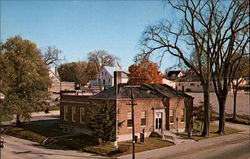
[175, 81, 216, 92]
[90, 66, 128, 89]
[162, 78, 176, 88]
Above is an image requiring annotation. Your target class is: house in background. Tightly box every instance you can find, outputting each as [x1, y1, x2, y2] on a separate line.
[175, 81, 216, 92]
[60, 84, 193, 141]
[165, 70, 186, 80]
[162, 78, 176, 88]
[48, 67, 75, 93]
[89, 66, 128, 89]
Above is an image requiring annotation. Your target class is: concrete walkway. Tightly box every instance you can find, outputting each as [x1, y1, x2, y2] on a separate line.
[119, 122, 249, 159]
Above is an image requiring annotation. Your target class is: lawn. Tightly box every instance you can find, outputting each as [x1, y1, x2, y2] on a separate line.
[82, 137, 174, 157]
[2, 122, 66, 143]
[2, 120, 241, 157]
[178, 122, 240, 141]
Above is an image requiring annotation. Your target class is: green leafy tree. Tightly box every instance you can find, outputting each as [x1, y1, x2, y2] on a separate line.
[57, 62, 78, 82]
[57, 61, 98, 86]
[0, 36, 51, 126]
[89, 98, 116, 143]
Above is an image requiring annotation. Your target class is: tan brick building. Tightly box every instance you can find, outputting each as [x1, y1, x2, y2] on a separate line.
[60, 84, 193, 141]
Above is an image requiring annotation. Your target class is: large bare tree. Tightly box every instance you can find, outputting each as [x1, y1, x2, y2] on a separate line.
[138, 0, 249, 136]
[41, 46, 62, 67]
[88, 50, 119, 90]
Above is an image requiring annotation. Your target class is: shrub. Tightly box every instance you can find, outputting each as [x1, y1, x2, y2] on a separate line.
[149, 131, 162, 137]
[118, 145, 129, 153]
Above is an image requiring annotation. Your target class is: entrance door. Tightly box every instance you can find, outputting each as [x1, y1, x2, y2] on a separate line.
[155, 112, 162, 131]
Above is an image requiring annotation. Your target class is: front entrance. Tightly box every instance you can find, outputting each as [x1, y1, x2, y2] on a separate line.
[153, 108, 166, 133]
[155, 112, 162, 131]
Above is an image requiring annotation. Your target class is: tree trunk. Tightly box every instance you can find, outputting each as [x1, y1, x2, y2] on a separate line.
[217, 96, 227, 134]
[201, 86, 210, 137]
[232, 90, 237, 120]
[16, 114, 21, 126]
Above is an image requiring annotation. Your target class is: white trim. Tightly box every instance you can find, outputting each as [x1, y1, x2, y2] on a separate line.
[153, 108, 165, 131]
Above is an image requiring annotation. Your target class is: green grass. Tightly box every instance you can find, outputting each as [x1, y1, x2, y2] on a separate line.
[179, 122, 240, 141]
[3, 123, 66, 143]
[82, 137, 174, 157]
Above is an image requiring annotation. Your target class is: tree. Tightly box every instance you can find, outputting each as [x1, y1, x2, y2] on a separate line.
[57, 62, 78, 82]
[88, 98, 116, 143]
[0, 36, 51, 126]
[41, 46, 62, 67]
[138, 0, 249, 136]
[57, 61, 98, 86]
[128, 58, 163, 84]
[88, 50, 119, 90]
[230, 55, 249, 120]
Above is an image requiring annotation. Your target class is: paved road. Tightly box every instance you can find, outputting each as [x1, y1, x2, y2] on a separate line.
[0, 135, 105, 159]
[119, 122, 250, 159]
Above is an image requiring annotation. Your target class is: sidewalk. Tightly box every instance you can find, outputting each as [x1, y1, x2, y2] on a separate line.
[118, 122, 249, 159]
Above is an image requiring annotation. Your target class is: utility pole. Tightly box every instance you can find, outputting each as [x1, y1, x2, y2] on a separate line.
[125, 86, 138, 159]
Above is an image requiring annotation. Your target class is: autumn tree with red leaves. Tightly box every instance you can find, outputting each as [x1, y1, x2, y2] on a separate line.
[128, 59, 162, 84]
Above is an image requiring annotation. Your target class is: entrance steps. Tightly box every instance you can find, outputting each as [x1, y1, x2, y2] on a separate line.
[162, 130, 195, 145]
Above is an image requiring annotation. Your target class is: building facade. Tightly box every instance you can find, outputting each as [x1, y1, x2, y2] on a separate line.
[60, 84, 193, 141]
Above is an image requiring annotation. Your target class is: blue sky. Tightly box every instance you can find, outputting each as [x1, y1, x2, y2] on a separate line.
[1, 0, 179, 72]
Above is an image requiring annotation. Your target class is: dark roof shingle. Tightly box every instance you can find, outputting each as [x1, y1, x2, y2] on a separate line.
[90, 84, 192, 100]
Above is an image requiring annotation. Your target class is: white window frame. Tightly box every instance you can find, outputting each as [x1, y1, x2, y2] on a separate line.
[169, 109, 174, 125]
[141, 111, 147, 127]
[181, 108, 185, 123]
[72, 106, 76, 122]
[127, 112, 132, 128]
[80, 107, 85, 124]
[64, 106, 68, 121]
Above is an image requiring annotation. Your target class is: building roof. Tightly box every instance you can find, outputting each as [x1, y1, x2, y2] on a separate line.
[90, 84, 192, 100]
[166, 70, 183, 79]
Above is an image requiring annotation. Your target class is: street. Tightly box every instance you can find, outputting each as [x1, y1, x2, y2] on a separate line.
[120, 123, 250, 159]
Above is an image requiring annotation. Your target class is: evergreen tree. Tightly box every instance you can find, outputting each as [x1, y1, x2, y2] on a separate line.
[89, 98, 116, 143]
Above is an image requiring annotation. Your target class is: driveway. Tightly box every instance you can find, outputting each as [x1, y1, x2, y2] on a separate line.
[1, 135, 106, 159]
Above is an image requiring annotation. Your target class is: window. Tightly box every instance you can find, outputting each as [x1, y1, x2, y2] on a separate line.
[72, 106, 76, 122]
[190, 83, 195, 86]
[170, 109, 174, 124]
[105, 71, 107, 75]
[127, 112, 132, 127]
[181, 108, 185, 122]
[109, 78, 111, 83]
[103, 79, 105, 84]
[64, 106, 68, 121]
[141, 111, 146, 126]
[80, 107, 85, 123]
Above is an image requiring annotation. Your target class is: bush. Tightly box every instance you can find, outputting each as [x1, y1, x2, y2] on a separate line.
[118, 145, 129, 153]
[193, 102, 216, 121]
[149, 131, 162, 137]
